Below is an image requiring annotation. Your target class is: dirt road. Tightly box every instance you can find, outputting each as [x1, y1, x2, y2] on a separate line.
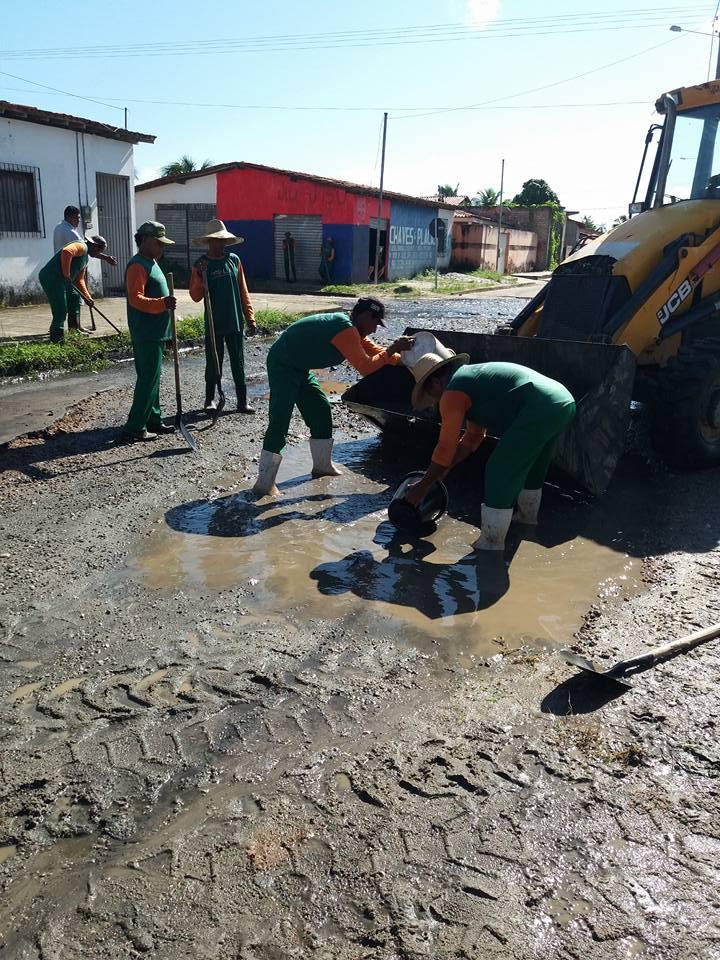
[1, 296, 720, 959]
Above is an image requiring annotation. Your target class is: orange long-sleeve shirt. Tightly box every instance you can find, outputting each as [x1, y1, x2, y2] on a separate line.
[126, 262, 167, 314]
[189, 257, 255, 326]
[330, 326, 400, 376]
[431, 390, 487, 467]
[61, 241, 92, 302]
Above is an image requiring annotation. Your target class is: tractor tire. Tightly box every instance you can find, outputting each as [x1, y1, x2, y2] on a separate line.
[650, 337, 720, 468]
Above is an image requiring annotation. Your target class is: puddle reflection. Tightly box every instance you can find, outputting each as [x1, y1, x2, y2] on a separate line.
[134, 438, 640, 656]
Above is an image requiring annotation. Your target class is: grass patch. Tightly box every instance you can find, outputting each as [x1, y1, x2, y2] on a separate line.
[0, 309, 302, 378]
[321, 268, 516, 299]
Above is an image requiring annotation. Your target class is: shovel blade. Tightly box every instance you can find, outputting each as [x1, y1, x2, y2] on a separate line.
[178, 418, 198, 452]
[559, 648, 633, 687]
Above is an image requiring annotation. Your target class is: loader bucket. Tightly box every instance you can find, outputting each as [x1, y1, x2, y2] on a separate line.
[342, 328, 637, 497]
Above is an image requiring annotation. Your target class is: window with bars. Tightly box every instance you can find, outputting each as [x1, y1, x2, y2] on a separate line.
[0, 163, 45, 237]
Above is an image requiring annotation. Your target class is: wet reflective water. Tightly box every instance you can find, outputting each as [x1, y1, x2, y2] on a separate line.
[133, 437, 639, 658]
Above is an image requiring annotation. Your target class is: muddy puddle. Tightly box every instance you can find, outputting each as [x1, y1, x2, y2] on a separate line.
[249, 372, 349, 404]
[131, 437, 640, 661]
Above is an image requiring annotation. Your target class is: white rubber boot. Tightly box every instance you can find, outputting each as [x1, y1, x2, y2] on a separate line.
[515, 488, 542, 525]
[472, 505, 513, 551]
[252, 449, 282, 496]
[310, 438, 343, 478]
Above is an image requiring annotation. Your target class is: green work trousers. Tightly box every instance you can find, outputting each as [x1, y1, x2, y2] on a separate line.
[484, 394, 576, 508]
[205, 328, 245, 388]
[126, 340, 165, 433]
[40, 274, 71, 334]
[262, 347, 332, 454]
[66, 284, 81, 322]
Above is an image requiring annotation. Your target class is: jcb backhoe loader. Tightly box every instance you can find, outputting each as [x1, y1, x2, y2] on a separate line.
[344, 80, 720, 496]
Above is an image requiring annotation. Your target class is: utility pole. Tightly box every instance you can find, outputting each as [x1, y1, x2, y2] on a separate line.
[373, 112, 388, 285]
[124, 107, 128, 130]
[495, 158, 505, 273]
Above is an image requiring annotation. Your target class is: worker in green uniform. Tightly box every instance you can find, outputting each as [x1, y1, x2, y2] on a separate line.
[189, 219, 257, 414]
[403, 351, 576, 550]
[38, 235, 109, 343]
[123, 221, 177, 442]
[253, 298, 414, 496]
[319, 236, 336, 283]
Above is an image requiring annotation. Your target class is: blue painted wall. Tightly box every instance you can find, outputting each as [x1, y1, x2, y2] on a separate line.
[323, 223, 354, 284]
[387, 202, 439, 280]
[224, 220, 274, 279]
[351, 225, 370, 283]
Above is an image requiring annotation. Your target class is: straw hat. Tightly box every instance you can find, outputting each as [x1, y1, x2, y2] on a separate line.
[409, 334, 469, 410]
[192, 218, 244, 246]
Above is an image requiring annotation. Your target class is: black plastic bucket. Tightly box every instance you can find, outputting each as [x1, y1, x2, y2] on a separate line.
[387, 471, 449, 532]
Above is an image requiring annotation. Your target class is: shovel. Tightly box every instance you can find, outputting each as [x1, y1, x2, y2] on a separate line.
[200, 263, 225, 425]
[71, 283, 122, 334]
[560, 621, 720, 688]
[168, 272, 198, 453]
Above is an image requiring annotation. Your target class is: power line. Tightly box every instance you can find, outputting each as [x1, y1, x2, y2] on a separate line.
[0, 85, 652, 112]
[0, 6, 713, 60]
[390, 35, 683, 119]
[0, 68, 124, 112]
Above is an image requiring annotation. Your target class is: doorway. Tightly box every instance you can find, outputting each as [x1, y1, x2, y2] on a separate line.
[96, 173, 131, 294]
[368, 216, 388, 281]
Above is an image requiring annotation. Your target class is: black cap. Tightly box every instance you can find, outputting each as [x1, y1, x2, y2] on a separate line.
[354, 295, 386, 327]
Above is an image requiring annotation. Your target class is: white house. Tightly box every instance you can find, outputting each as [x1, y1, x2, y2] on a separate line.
[0, 101, 155, 302]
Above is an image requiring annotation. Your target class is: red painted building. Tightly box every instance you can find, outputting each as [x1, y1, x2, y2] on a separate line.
[135, 162, 454, 284]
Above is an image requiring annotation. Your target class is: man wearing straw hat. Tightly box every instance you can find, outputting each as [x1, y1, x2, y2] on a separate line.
[189, 219, 257, 414]
[38, 234, 109, 343]
[252, 297, 414, 496]
[123, 221, 177, 442]
[403, 341, 576, 550]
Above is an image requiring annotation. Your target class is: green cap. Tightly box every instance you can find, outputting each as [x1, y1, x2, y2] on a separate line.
[136, 221, 174, 244]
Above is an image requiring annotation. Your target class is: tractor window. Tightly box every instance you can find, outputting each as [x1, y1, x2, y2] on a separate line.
[664, 102, 720, 203]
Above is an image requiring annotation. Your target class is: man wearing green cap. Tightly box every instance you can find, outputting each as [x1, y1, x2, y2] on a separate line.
[123, 221, 177, 442]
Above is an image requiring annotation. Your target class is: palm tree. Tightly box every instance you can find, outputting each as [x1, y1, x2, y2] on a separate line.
[475, 187, 499, 207]
[160, 155, 213, 177]
[437, 183, 460, 199]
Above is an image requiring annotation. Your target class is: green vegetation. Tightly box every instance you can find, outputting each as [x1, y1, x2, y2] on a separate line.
[0, 309, 301, 378]
[512, 178, 560, 206]
[321, 267, 516, 300]
[159, 155, 213, 178]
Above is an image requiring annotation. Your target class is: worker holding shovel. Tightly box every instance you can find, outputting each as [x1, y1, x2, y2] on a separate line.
[38, 235, 109, 344]
[403, 350, 576, 550]
[252, 298, 414, 496]
[189, 219, 257, 415]
[123, 221, 177, 442]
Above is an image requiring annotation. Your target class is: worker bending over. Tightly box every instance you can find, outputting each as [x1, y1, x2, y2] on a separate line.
[403, 353, 576, 550]
[189, 219, 257, 414]
[39, 235, 108, 343]
[253, 297, 413, 495]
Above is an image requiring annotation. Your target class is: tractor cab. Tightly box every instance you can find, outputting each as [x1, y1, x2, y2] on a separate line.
[633, 82, 720, 214]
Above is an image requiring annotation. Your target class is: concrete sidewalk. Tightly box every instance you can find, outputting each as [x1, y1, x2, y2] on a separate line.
[0, 290, 348, 341]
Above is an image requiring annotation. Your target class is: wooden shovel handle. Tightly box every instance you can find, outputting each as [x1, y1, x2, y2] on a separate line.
[617, 621, 720, 672]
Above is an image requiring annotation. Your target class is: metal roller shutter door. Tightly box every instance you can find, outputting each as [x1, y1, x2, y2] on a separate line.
[273, 214, 322, 281]
[96, 173, 132, 295]
[155, 203, 216, 271]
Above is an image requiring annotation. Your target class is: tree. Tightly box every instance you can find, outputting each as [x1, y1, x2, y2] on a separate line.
[474, 187, 499, 207]
[161, 155, 213, 177]
[612, 214, 629, 228]
[437, 183, 459, 199]
[512, 178, 560, 206]
[580, 215, 606, 233]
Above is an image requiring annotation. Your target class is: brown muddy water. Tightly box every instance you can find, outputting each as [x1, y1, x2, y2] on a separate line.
[132, 437, 640, 660]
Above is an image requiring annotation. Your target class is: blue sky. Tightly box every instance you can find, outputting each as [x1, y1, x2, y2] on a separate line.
[2, 0, 718, 226]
